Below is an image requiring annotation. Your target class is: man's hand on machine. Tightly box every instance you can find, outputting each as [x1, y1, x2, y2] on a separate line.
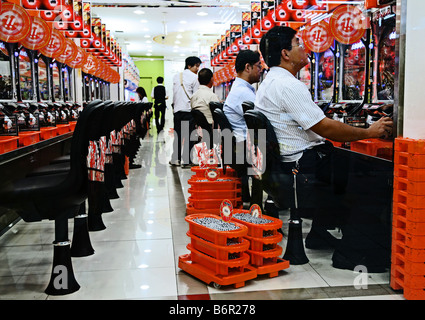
[368, 116, 394, 139]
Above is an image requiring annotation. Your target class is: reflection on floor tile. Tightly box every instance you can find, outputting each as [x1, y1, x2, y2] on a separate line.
[0, 117, 404, 301]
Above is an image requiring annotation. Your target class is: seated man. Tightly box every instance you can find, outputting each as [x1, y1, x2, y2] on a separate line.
[256, 26, 393, 249]
[223, 49, 264, 208]
[191, 68, 220, 127]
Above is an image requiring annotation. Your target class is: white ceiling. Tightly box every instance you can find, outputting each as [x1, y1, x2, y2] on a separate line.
[90, 0, 252, 62]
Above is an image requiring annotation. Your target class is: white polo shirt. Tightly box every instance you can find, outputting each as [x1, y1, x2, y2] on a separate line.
[255, 66, 326, 162]
[172, 69, 199, 113]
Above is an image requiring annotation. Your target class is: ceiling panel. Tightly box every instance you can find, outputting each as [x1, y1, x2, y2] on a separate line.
[90, 0, 252, 61]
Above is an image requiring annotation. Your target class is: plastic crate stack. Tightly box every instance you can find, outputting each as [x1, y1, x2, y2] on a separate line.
[232, 209, 290, 277]
[179, 214, 257, 288]
[186, 166, 243, 215]
[391, 138, 425, 300]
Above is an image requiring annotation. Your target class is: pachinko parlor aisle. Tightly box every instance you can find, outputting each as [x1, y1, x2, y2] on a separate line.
[1, 0, 425, 304]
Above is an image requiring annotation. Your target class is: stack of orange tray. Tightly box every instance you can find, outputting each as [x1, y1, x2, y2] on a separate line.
[186, 166, 242, 215]
[391, 138, 425, 300]
[179, 214, 257, 289]
[232, 210, 289, 277]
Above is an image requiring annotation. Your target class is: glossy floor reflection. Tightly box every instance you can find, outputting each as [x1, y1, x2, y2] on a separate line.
[0, 115, 404, 300]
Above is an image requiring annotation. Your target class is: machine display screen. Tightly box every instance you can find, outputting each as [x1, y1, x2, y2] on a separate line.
[318, 49, 334, 101]
[0, 42, 12, 100]
[341, 41, 366, 101]
[39, 59, 49, 101]
[52, 63, 61, 101]
[63, 67, 71, 102]
[375, 27, 396, 101]
[19, 49, 33, 101]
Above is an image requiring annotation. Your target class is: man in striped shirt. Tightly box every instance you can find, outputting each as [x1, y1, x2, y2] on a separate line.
[255, 26, 393, 251]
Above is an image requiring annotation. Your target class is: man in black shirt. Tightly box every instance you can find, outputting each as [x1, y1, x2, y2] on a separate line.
[151, 76, 168, 134]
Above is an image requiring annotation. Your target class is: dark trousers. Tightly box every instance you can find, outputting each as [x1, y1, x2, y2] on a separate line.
[154, 106, 166, 133]
[171, 111, 196, 164]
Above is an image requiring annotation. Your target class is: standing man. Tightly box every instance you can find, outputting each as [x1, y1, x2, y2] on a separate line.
[151, 76, 168, 134]
[170, 56, 201, 168]
[223, 49, 264, 208]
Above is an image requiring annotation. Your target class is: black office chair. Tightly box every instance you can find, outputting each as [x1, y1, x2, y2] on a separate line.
[0, 100, 104, 295]
[244, 109, 309, 265]
[191, 109, 213, 150]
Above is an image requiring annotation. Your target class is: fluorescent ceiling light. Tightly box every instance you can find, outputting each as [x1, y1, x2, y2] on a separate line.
[197, 12, 208, 16]
[180, 20, 187, 24]
[134, 10, 145, 15]
[140, 20, 147, 23]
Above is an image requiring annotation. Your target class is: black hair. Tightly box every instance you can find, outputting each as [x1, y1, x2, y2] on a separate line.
[198, 68, 213, 86]
[136, 86, 147, 98]
[185, 56, 202, 69]
[156, 76, 164, 84]
[234, 50, 261, 73]
[260, 26, 297, 68]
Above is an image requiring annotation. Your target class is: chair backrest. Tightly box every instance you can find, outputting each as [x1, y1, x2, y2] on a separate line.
[244, 109, 281, 162]
[67, 99, 104, 189]
[242, 101, 255, 113]
[213, 108, 233, 132]
[191, 109, 211, 131]
[209, 101, 223, 115]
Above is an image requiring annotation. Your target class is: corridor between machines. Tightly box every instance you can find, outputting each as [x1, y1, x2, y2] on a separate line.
[0, 112, 402, 300]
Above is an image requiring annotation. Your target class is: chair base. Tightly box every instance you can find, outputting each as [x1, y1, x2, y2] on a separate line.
[71, 215, 95, 257]
[282, 219, 309, 265]
[88, 213, 106, 231]
[45, 241, 80, 296]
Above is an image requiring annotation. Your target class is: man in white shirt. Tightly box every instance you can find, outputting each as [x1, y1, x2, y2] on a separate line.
[223, 50, 264, 209]
[170, 56, 201, 167]
[255, 26, 393, 257]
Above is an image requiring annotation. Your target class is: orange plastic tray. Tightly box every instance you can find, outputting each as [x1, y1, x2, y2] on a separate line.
[188, 187, 241, 200]
[393, 214, 425, 236]
[394, 176, 425, 196]
[191, 166, 238, 178]
[232, 210, 283, 238]
[393, 190, 425, 209]
[392, 239, 425, 263]
[185, 214, 248, 246]
[188, 196, 242, 210]
[0, 136, 19, 154]
[393, 202, 425, 223]
[392, 252, 425, 276]
[351, 138, 393, 159]
[69, 121, 77, 131]
[188, 177, 241, 191]
[18, 131, 40, 147]
[186, 203, 220, 215]
[247, 246, 283, 266]
[395, 152, 425, 169]
[395, 165, 425, 182]
[39, 127, 57, 140]
[395, 138, 425, 154]
[56, 124, 71, 135]
[186, 243, 250, 276]
[244, 233, 283, 252]
[178, 253, 257, 289]
[186, 231, 250, 261]
[393, 227, 425, 250]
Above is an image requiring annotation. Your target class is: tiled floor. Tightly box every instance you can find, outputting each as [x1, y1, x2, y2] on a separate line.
[0, 114, 405, 301]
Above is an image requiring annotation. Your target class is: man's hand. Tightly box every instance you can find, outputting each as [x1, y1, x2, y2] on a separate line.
[368, 117, 394, 139]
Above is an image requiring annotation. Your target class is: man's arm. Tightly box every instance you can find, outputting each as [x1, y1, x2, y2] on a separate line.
[310, 116, 394, 142]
